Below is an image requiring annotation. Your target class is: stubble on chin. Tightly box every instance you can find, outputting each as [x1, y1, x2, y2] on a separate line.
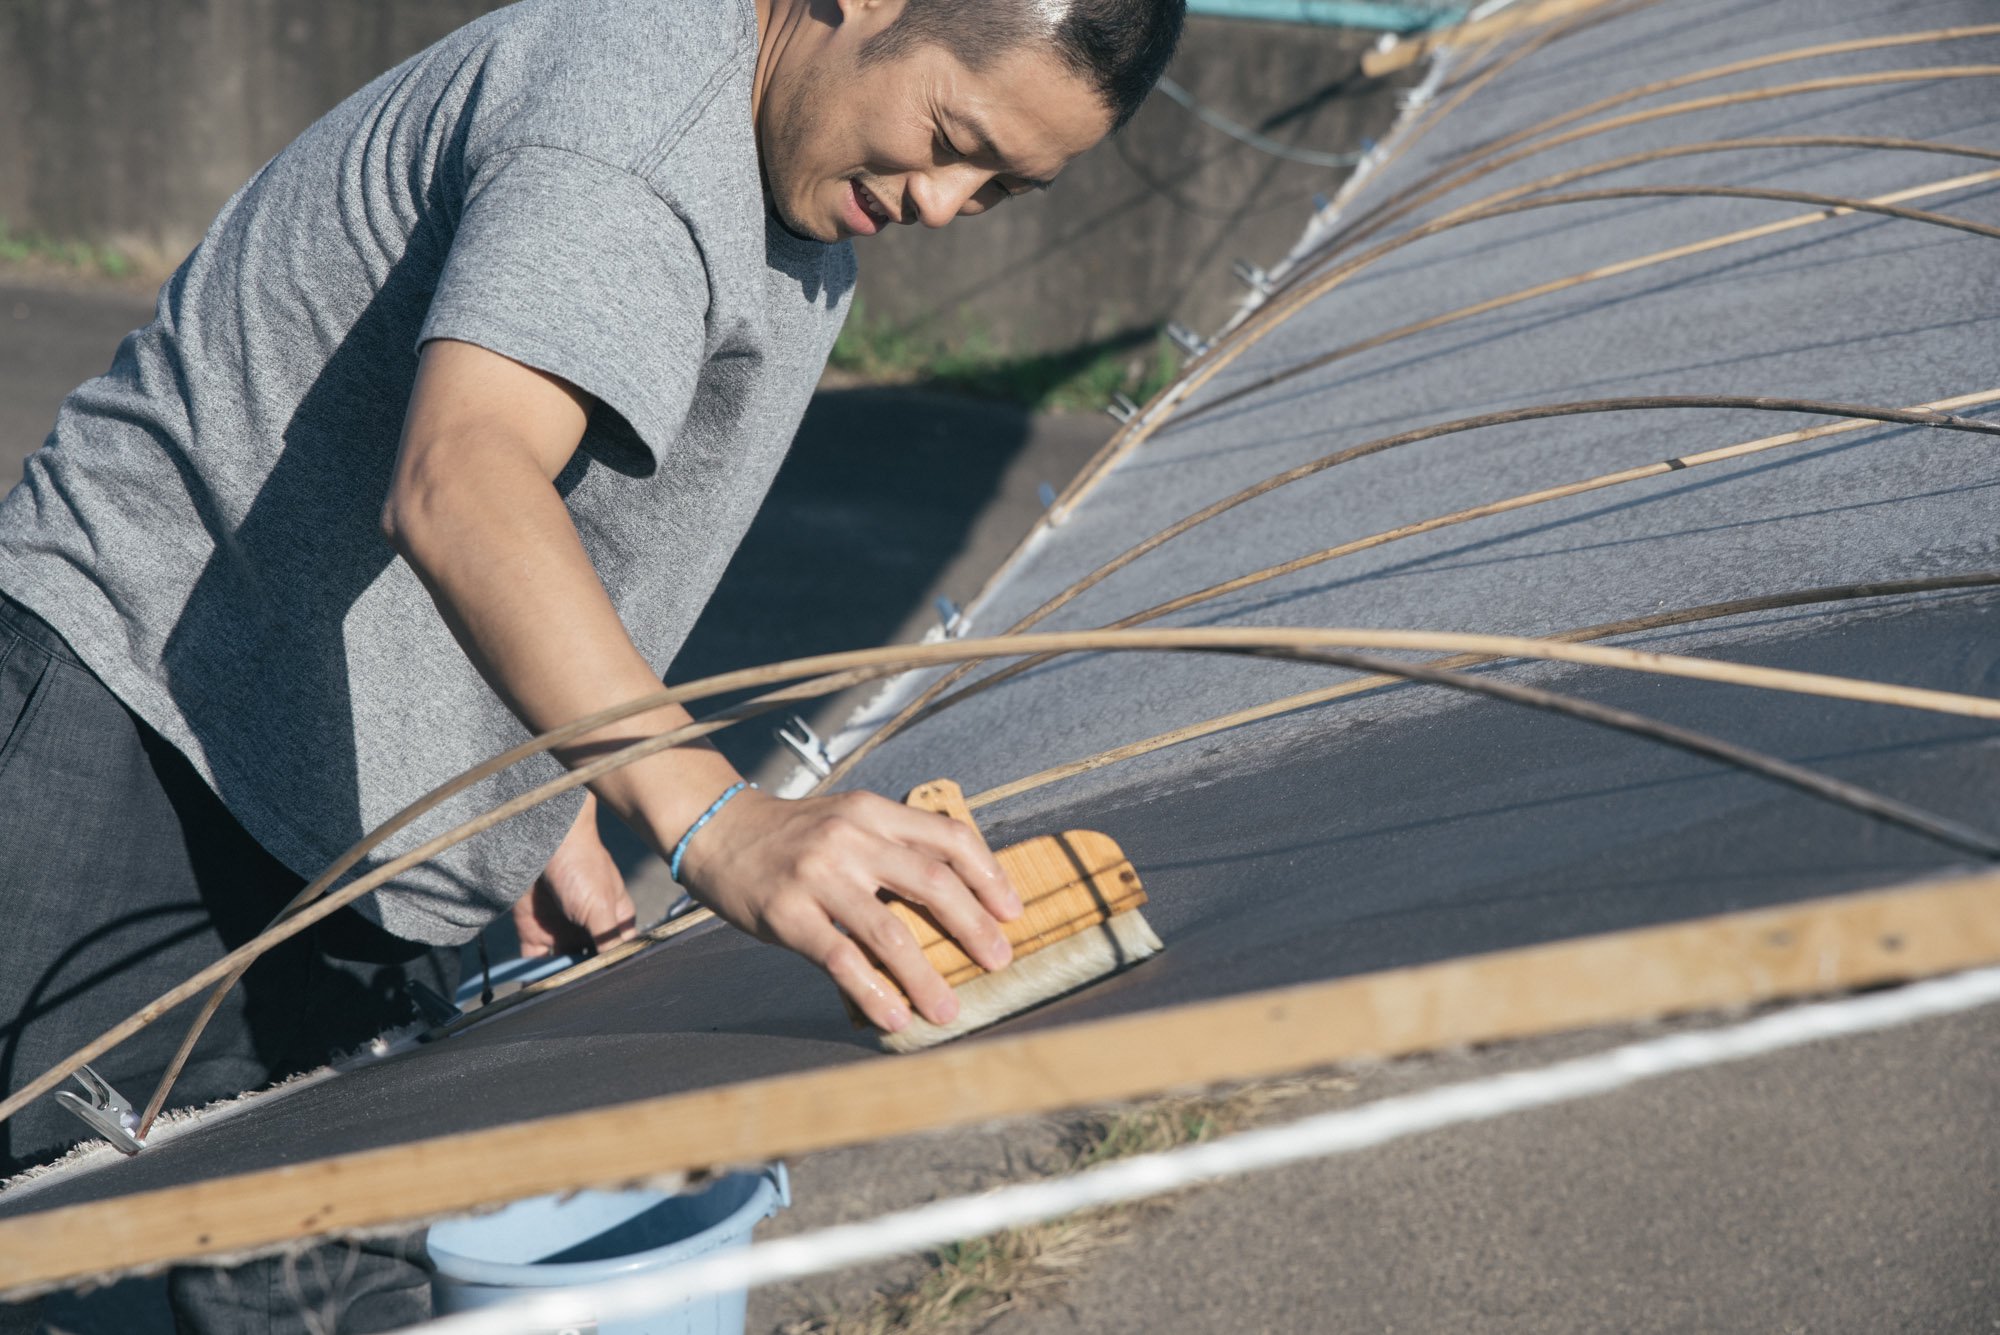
[764, 61, 836, 242]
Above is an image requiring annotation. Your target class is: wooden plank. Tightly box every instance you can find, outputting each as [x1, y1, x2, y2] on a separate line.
[5, 868, 2000, 1295]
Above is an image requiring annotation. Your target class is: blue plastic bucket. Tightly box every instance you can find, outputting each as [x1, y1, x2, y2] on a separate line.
[426, 1165, 790, 1334]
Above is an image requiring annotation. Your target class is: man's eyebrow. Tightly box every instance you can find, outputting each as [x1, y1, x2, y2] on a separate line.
[951, 111, 1053, 191]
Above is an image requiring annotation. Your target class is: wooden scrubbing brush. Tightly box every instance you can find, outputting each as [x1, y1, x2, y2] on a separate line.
[852, 779, 1163, 1053]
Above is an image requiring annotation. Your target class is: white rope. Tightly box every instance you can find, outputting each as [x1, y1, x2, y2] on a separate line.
[411, 966, 2000, 1334]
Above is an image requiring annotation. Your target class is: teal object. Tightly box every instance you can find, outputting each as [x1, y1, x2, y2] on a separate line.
[427, 1166, 790, 1334]
[1186, 0, 1468, 31]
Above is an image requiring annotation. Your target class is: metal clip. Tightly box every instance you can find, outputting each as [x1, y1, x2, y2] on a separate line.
[1105, 392, 1139, 425]
[54, 1064, 146, 1156]
[777, 715, 833, 778]
[1165, 322, 1207, 358]
[935, 597, 968, 639]
[406, 979, 464, 1030]
[1232, 259, 1274, 297]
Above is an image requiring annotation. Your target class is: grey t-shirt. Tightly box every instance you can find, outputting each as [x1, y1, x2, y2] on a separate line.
[0, 0, 854, 943]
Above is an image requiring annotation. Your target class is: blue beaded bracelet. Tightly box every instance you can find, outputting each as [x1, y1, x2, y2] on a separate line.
[668, 780, 756, 883]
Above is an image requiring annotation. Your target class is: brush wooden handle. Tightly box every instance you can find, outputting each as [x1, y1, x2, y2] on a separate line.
[842, 781, 1149, 1023]
[906, 777, 978, 826]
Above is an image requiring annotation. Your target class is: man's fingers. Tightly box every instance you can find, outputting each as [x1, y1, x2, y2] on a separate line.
[836, 891, 961, 1027]
[779, 907, 916, 1034]
[848, 796, 1022, 922]
[513, 882, 559, 958]
[590, 908, 639, 948]
[577, 880, 638, 948]
[869, 842, 1012, 974]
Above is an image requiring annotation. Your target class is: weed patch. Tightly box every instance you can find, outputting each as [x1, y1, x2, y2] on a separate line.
[781, 1078, 1354, 1334]
[827, 303, 1179, 414]
[0, 221, 136, 280]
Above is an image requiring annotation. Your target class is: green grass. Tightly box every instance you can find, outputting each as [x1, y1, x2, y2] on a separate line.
[0, 220, 136, 280]
[828, 302, 1180, 414]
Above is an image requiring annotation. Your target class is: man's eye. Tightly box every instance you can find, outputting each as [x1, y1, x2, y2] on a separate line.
[938, 133, 964, 160]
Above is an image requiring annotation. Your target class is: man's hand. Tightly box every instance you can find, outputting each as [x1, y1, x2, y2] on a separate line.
[387, 340, 1014, 1030]
[677, 788, 1022, 1035]
[512, 792, 637, 958]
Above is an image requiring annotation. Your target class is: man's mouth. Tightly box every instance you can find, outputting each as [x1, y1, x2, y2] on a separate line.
[847, 179, 893, 235]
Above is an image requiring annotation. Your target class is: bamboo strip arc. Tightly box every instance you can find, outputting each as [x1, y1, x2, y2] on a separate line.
[6, 625, 1997, 1135]
[966, 573, 2000, 811]
[1043, 86, 2000, 535]
[827, 390, 2000, 788]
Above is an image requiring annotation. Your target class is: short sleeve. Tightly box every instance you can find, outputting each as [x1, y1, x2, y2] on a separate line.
[421, 146, 707, 470]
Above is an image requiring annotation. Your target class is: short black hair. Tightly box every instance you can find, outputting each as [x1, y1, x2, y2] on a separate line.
[861, 0, 1186, 131]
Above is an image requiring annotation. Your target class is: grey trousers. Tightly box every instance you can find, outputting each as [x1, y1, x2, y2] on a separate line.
[0, 593, 457, 1334]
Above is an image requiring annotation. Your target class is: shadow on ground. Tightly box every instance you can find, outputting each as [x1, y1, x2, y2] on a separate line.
[597, 384, 1109, 882]
[0, 276, 1111, 896]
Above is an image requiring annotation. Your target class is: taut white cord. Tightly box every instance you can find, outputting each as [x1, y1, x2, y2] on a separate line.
[411, 965, 2000, 1335]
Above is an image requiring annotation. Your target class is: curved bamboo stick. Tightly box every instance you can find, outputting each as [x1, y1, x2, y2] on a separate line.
[8, 624, 2000, 1135]
[63, 25, 2000, 1160]
[164, 171, 2000, 1127]
[1288, 647, 2000, 857]
[1044, 72, 2000, 529]
[1180, 177, 2000, 424]
[1180, 136, 2000, 431]
[159, 166, 2000, 1128]
[1426, 134, 2000, 230]
[429, 575, 2000, 1034]
[1356, 0, 1663, 189]
[404, 572, 2000, 1039]
[1318, 25, 2000, 268]
[814, 390, 2000, 788]
[967, 573, 2000, 810]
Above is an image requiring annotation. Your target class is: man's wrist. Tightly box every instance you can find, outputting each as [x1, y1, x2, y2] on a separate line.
[673, 784, 774, 892]
[668, 779, 756, 882]
[585, 743, 752, 881]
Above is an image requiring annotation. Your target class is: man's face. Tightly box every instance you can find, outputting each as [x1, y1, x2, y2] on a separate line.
[760, 2, 1114, 243]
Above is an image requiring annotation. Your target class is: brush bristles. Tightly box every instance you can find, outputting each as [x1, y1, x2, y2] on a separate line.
[882, 910, 1163, 1054]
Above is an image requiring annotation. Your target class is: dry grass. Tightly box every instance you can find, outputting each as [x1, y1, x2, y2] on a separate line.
[782, 1215, 1127, 1335]
[783, 1072, 1354, 1334]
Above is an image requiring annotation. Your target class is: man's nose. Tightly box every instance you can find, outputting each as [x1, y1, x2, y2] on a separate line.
[905, 165, 990, 228]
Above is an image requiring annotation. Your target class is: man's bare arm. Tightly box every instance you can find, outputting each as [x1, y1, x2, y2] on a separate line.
[381, 339, 1019, 1032]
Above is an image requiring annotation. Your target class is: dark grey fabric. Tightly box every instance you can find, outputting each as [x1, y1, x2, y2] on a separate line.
[0, 592, 455, 1332]
[164, 1234, 434, 1335]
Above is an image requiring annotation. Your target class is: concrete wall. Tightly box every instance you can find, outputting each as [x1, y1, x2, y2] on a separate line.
[854, 16, 1409, 349]
[0, 4, 1407, 346]
[0, 0, 494, 266]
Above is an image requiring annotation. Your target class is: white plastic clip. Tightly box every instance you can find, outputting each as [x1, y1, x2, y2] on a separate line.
[777, 715, 833, 778]
[1166, 322, 1207, 358]
[1106, 393, 1139, 425]
[55, 1064, 146, 1156]
[407, 979, 464, 1031]
[1232, 259, 1274, 296]
[935, 597, 968, 639]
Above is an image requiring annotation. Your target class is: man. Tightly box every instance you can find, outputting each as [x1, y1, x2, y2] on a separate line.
[0, 0, 1182, 1327]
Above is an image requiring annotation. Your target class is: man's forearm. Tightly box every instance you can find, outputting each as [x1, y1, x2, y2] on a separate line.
[382, 342, 740, 850]
[383, 340, 1017, 1033]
